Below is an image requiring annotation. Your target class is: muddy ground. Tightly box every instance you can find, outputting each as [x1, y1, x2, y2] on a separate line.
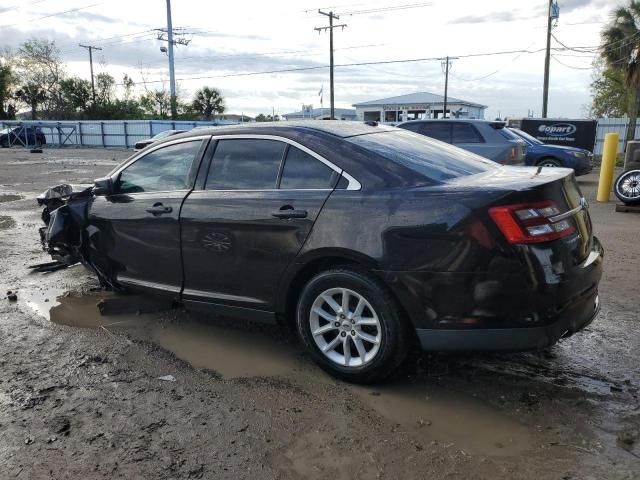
[0, 147, 638, 479]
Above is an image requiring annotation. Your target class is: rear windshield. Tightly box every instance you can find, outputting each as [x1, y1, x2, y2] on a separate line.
[347, 130, 499, 182]
[497, 127, 523, 142]
[511, 128, 544, 145]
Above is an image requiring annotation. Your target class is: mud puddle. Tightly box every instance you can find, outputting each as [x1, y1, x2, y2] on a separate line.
[21, 289, 305, 379]
[355, 382, 533, 456]
[0, 216, 16, 229]
[0, 193, 23, 203]
[151, 320, 301, 379]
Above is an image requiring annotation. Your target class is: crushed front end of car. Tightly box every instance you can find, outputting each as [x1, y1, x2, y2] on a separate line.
[36, 184, 118, 288]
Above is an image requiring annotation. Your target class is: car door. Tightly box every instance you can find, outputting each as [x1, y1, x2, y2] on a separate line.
[180, 135, 345, 315]
[88, 137, 208, 297]
[451, 122, 492, 159]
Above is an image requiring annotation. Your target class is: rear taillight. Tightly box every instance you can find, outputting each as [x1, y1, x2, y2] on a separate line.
[488, 201, 576, 244]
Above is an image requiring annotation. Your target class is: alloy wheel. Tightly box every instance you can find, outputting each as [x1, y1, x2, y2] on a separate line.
[617, 171, 640, 201]
[309, 287, 382, 367]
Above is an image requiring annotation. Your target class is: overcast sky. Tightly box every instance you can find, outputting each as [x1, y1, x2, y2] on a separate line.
[0, 0, 624, 119]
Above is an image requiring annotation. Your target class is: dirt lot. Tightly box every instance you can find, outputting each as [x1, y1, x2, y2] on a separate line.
[0, 147, 638, 479]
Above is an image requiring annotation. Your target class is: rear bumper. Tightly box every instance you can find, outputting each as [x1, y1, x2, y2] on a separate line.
[416, 290, 599, 351]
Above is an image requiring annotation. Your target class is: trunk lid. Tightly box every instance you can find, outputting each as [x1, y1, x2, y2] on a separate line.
[454, 167, 592, 262]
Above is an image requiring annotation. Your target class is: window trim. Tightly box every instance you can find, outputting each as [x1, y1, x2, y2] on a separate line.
[205, 134, 361, 191]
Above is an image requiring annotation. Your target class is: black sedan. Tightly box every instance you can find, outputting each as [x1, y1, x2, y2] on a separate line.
[0, 126, 46, 147]
[39, 122, 603, 383]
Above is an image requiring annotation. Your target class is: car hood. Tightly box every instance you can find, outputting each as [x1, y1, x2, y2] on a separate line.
[528, 143, 591, 155]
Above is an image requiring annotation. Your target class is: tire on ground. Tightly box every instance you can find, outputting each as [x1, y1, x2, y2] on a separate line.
[296, 266, 410, 384]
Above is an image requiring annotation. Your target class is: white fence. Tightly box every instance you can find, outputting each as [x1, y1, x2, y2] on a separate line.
[0, 117, 635, 154]
[0, 119, 243, 148]
[595, 118, 635, 155]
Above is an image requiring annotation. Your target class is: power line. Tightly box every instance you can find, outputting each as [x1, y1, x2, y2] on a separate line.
[0, 2, 103, 28]
[338, 2, 431, 16]
[117, 47, 551, 87]
[551, 55, 593, 70]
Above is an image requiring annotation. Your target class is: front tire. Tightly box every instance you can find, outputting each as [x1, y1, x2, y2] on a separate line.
[537, 158, 562, 168]
[296, 267, 409, 383]
[614, 169, 640, 204]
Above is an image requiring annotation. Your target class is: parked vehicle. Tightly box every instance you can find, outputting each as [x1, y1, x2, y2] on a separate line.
[614, 169, 640, 204]
[508, 127, 593, 176]
[397, 119, 527, 165]
[0, 126, 46, 147]
[133, 129, 187, 151]
[37, 122, 602, 383]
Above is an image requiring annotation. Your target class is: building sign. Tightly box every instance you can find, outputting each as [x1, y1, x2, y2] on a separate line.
[383, 104, 431, 111]
[520, 119, 597, 152]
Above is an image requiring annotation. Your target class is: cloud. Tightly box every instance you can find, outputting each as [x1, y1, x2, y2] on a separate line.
[449, 11, 516, 24]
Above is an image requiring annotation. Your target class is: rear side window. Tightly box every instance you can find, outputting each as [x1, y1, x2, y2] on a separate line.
[347, 130, 498, 183]
[452, 123, 483, 143]
[206, 139, 285, 190]
[419, 122, 451, 143]
[279, 146, 337, 189]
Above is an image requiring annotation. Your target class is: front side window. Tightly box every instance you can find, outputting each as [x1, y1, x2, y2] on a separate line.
[452, 123, 484, 144]
[279, 146, 338, 189]
[117, 140, 202, 194]
[206, 139, 285, 190]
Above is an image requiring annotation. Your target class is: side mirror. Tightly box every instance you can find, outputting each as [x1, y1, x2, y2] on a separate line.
[93, 177, 114, 196]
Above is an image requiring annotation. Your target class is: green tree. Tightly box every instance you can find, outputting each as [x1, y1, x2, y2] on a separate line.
[95, 72, 115, 106]
[591, 66, 632, 118]
[0, 55, 16, 119]
[140, 89, 171, 119]
[15, 39, 65, 118]
[59, 77, 91, 117]
[255, 113, 279, 122]
[601, 0, 640, 140]
[191, 86, 224, 120]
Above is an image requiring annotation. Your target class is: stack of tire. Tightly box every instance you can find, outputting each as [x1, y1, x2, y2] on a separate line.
[614, 142, 640, 205]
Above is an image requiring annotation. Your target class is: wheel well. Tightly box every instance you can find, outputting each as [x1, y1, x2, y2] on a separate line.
[280, 257, 417, 347]
[536, 156, 560, 165]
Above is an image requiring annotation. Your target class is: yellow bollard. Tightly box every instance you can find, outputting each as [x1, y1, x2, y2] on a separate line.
[597, 132, 620, 202]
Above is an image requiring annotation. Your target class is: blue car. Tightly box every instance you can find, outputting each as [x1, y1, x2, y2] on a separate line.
[509, 128, 593, 176]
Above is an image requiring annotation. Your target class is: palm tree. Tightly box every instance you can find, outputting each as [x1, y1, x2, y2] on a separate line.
[191, 87, 224, 121]
[602, 1, 640, 141]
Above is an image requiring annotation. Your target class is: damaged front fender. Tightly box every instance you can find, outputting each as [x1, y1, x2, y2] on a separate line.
[37, 183, 118, 288]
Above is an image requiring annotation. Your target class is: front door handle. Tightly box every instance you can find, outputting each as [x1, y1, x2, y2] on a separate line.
[146, 203, 173, 215]
[272, 209, 308, 219]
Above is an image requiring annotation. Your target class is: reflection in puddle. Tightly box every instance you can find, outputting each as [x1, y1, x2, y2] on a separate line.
[151, 321, 298, 379]
[355, 383, 532, 456]
[22, 289, 301, 379]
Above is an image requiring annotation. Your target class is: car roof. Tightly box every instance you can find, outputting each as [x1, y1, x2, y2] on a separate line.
[398, 119, 504, 125]
[170, 121, 397, 141]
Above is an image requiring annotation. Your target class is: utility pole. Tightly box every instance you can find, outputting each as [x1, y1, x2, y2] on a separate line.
[439, 56, 457, 119]
[79, 44, 102, 104]
[156, 1, 191, 121]
[542, 0, 558, 118]
[165, 0, 176, 119]
[315, 10, 346, 120]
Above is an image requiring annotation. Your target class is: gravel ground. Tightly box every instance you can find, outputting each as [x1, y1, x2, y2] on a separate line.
[0, 147, 638, 479]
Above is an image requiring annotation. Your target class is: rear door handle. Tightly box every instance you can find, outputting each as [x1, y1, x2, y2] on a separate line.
[146, 203, 173, 215]
[272, 209, 308, 219]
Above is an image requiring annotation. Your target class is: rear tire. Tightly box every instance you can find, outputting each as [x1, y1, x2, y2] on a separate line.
[614, 169, 640, 205]
[296, 267, 410, 384]
[537, 158, 562, 168]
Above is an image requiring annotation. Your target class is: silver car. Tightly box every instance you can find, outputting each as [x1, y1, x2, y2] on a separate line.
[397, 119, 527, 165]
